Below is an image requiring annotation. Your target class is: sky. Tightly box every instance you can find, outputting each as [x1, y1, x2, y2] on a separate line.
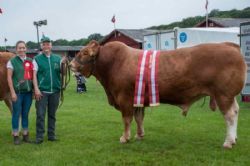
[0, 0, 250, 46]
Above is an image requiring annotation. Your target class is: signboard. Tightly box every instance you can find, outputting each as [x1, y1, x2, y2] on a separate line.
[159, 31, 175, 50]
[143, 34, 157, 50]
[240, 21, 250, 101]
[179, 32, 187, 43]
[143, 31, 176, 50]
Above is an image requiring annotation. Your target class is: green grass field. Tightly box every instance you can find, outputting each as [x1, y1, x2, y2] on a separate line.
[0, 77, 250, 166]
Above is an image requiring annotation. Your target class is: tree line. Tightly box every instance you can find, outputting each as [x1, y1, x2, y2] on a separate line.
[0, 33, 103, 51]
[26, 33, 103, 49]
[148, 7, 250, 30]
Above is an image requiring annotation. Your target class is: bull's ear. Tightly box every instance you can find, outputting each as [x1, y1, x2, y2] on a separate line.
[87, 40, 100, 57]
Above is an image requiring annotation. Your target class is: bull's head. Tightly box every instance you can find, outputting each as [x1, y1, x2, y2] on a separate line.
[70, 40, 100, 77]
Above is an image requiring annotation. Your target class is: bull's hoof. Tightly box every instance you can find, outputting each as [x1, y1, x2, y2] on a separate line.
[135, 134, 144, 140]
[231, 139, 237, 145]
[223, 142, 233, 149]
[234, 137, 238, 144]
[182, 111, 187, 117]
[120, 136, 129, 143]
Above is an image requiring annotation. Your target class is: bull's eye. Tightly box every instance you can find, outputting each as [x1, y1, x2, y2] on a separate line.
[83, 50, 88, 55]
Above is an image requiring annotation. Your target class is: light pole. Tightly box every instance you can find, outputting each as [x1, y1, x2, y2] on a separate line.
[33, 20, 47, 49]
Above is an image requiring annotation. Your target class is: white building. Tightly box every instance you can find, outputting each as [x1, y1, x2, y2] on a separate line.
[143, 27, 240, 50]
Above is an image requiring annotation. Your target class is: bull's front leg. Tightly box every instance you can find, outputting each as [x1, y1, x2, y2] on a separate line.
[120, 114, 133, 143]
[134, 107, 145, 140]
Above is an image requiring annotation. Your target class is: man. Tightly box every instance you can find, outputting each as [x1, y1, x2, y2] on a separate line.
[33, 36, 61, 144]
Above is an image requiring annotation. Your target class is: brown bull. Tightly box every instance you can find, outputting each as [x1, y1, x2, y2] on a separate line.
[70, 40, 247, 149]
[0, 52, 14, 112]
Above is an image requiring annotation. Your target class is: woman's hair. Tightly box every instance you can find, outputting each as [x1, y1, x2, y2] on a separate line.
[15, 40, 26, 49]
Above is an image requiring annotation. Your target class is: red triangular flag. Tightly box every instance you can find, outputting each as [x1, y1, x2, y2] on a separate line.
[111, 15, 115, 23]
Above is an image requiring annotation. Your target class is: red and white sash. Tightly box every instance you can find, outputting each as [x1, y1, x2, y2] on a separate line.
[148, 51, 160, 106]
[134, 50, 160, 107]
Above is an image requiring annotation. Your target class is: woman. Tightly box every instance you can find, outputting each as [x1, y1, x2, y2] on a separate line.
[7, 41, 33, 145]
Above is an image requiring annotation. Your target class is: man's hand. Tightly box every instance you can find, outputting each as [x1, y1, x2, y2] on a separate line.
[34, 88, 43, 101]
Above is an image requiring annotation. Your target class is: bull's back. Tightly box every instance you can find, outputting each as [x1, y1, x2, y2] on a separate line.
[190, 43, 246, 93]
[0, 52, 14, 100]
[158, 43, 246, 104]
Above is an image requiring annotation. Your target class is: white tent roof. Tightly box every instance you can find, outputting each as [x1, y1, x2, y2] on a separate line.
[185, 27, 239, 33]
[176, 27, 240, 48]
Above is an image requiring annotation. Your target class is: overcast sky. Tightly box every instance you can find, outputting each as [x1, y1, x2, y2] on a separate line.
[0, 0, 250, 46]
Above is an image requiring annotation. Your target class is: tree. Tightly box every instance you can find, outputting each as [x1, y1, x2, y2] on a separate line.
[0, 46, 5, 51]
[53, 39, 69, 46]
[69, 38, 89, 46]
[209, 9, 220, 17]
[26, 41, 38, 49]
[87, 33, 103, 42]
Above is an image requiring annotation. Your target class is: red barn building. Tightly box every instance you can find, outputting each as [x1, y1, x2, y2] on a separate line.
[100, 29, 157, 49]
[196, 18, 250, 27]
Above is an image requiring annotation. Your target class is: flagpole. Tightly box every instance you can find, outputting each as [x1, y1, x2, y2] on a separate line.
[206, 8, 208, 27]
[205, 0, 208, 28]
[206, 12, 208, 28]
[4, 39, 7, 51]
[114, 22, 116, 38]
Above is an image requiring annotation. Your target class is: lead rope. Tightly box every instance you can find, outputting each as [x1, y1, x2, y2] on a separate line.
[59, 58, 71, 107]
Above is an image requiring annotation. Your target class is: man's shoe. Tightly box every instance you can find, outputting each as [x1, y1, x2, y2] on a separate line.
[33, 139, 43, 144]
[23, 134, 30, 143]
[48, 138, 58, 142]
[13, 136, 21, 145]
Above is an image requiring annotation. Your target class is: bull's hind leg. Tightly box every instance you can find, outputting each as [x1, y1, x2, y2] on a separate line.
[216, 96, 239, 149]
[223, 99, 239, 149]
[120, 113, 133, 143]
[134, 107, 145, 140]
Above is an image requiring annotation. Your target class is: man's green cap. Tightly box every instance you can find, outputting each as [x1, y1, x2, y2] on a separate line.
[41, 36, 51, 43]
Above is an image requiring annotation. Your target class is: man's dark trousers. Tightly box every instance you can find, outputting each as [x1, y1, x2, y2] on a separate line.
[35, 92, 60, 141]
